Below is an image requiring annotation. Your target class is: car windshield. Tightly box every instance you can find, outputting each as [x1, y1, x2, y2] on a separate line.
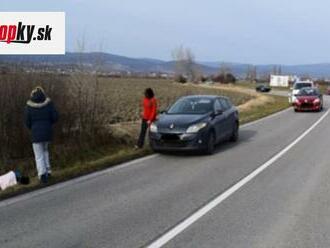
[297, 88, 319, 96]
[294, 83, 312, 90]
[168, 98, 214, 114]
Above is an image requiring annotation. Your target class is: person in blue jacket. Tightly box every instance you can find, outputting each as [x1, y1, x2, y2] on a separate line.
[25, 87, 58, 184]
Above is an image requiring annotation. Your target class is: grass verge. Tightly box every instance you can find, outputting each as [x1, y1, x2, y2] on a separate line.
[0, 147, 152, 201]
[239, 95, 290, 124]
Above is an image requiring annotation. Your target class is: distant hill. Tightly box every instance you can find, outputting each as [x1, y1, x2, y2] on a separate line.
[0, 52, 218, 75]
[0, 52, 330, 78]
[200, 61, 330, 78]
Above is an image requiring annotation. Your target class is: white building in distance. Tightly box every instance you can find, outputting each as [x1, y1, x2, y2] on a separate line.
[270, 75, 290, 87]
[270, 75, 300, 87]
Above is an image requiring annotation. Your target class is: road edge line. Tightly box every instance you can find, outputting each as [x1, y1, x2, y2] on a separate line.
[147, 109, 329, 248]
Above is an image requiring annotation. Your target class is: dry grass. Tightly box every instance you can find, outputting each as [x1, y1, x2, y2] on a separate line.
[0, 75, 253, 175]
[0, 77, 290, 199]
[238, 94, 274, 112]
[98, 78, 252, 123]
[195, 82, 278, 110]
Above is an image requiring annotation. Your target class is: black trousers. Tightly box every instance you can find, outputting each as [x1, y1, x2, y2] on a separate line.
[137, 119, 148, 148]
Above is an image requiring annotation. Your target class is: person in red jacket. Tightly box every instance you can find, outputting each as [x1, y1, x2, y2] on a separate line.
[136, 88, 157, 148]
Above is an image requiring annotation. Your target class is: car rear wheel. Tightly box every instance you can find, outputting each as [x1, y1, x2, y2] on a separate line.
[205, 132, 215, 155]
[230, 122, 239, 142]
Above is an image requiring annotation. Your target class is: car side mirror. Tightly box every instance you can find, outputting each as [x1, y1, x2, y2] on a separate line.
[213, 109, 223, 116]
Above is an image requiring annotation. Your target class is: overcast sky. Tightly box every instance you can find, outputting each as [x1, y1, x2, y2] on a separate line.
[1, 0, 330, 64]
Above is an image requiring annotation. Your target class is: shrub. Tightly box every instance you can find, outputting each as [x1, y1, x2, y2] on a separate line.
[200, 76, 208, 83]
[0, 72, 112, 175]
[213, 73, 236, 84]
[174, 74, 187, 84]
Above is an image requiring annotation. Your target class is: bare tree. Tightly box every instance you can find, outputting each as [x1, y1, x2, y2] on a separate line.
[272, 65, 276, 75]
[271, 65, 282, 76]
[218, 63, 232, 83]
[71, 35, 109, 137]
[172, 46, 200, 82]
[219, 62, 231, 75]
[246, 65, 257, 82]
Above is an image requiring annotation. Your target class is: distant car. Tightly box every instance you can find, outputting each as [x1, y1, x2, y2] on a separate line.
[149, 95, 239, 155]
[289, 81, 314, 103]
[256, 84, 271, 92]
[293, 87, 323, 112]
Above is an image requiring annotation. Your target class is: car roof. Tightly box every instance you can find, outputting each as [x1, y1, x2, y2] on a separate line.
[180, 95, 228, 100]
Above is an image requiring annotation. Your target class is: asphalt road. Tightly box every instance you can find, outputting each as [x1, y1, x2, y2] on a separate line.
[1, 97, 330, 248]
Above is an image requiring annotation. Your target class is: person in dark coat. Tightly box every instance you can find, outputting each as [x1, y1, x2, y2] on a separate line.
[25, 87, 58, 184]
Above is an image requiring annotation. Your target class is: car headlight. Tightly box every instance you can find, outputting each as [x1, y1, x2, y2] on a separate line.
[313, 98, 320, 104]
[186, 122, 207, 133]
[150, 123, 158, 133]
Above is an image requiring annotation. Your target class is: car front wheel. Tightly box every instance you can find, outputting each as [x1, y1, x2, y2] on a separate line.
[205, 132, 215, 155]
[230, 122, 239, 142]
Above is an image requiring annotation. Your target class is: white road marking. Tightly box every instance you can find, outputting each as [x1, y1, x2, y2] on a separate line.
[147, 109, 330, 248]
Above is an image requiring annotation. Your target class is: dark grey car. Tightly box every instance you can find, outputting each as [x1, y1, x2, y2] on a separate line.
[149, 95, 239, 154]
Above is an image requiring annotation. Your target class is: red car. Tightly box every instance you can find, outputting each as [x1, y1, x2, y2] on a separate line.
[293, 87, 323, 112]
